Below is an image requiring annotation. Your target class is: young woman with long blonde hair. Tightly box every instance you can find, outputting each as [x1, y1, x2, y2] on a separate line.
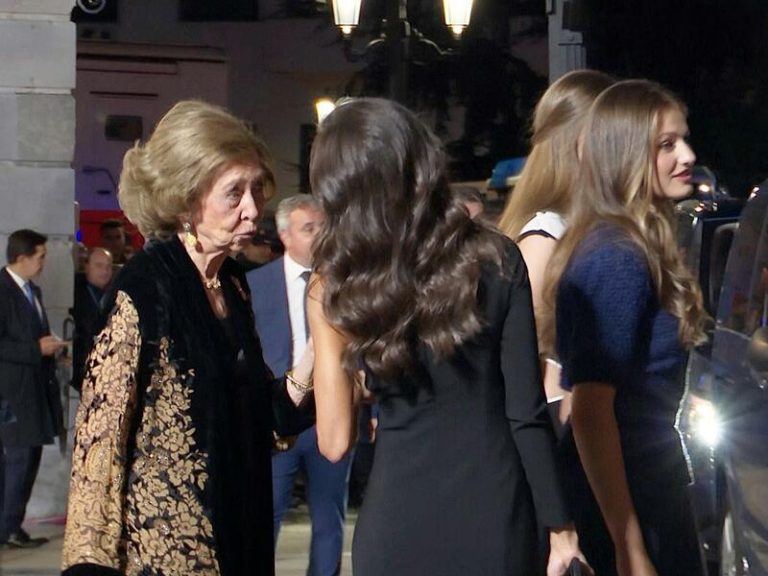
[546, 80, 707, 576]
[498, 70, 614, 423]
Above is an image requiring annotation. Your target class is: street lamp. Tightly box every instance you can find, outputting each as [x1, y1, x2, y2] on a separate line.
[442, 0, 474, 37]
[330, 0, 474, 38]
[328, 0, 475, 103]
[332, 0, 362, 35]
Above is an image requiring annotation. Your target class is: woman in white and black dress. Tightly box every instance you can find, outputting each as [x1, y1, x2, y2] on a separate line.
[498, 70, 614, 426]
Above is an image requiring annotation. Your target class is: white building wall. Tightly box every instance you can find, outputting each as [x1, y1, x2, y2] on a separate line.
[75, 43, 230, 210]
[0, 0, 77, 520]
[76, 0, 361, 203]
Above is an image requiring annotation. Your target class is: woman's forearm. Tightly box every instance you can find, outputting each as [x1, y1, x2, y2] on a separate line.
[307, 278, 356, 462]
[571, 383, 649, 564]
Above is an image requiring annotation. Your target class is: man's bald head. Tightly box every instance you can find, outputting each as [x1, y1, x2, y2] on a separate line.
[85, 247, 114, 290]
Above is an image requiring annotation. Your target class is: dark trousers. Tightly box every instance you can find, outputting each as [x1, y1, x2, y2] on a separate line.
[272, 426, 352, 576]
[0, 444, 42, 540]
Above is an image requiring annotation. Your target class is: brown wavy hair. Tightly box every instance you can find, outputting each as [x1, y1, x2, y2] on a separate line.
[497, 69, 614, 238]
[119, 100, 275, 240]
[543, 80, 707, 351]
[310, 98, 506, 380]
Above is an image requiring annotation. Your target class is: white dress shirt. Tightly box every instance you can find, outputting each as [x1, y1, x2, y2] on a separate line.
[283, 255, 311, 366]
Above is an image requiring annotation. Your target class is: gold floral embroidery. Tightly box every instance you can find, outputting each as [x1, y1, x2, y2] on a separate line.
[123, 337, 217, 575]
[84, 439, 113, 482]
[62, 291, 220, 575]
[62, 291, 140, 572]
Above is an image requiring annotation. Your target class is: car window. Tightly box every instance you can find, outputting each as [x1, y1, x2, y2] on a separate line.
[718, 189, 768, 334]
[708, 222, 737, 313]
[675, 204, 738, 315]
[676, 210, 697, 267]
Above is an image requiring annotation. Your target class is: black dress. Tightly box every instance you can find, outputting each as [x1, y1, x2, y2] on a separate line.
[352, 240, 570, 576]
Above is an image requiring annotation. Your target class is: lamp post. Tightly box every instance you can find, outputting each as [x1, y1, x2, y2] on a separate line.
[328, 0, 475, 104]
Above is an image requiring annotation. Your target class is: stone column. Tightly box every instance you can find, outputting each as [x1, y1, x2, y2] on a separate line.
[0, 0, 77, 521]
[547, 0, 587, 84]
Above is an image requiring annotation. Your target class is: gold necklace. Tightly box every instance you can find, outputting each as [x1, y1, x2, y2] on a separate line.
[203, 276, 222, 291]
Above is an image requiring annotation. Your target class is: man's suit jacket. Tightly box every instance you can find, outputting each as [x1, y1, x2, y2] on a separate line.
[0, 268, 61, 447]
[71, 273, 104, 392]
[246, 257, 293, 376]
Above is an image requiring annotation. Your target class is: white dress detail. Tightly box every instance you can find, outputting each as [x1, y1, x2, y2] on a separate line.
[518, 210, 566, 240]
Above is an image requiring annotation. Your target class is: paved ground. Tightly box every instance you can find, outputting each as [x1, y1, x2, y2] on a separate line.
[0, 506, 355, 576]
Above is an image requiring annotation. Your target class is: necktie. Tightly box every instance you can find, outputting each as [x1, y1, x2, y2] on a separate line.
[23, 282, 36, 307]
[23, 282, 41, 322]
[300, 270, 311, 339]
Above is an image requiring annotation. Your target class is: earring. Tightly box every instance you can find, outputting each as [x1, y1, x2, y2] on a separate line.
[183, 221, 198, 250]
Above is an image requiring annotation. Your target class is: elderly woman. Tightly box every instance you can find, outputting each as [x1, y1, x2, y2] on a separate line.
[61, 101, 314, 576]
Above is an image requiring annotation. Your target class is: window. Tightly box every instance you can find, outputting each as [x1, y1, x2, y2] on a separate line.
[707, 222, 737, 314]
[719, 191, 768, 334]
[104, 116, 143, 142]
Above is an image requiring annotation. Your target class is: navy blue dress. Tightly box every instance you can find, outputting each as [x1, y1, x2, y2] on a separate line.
[352, 240, 571, 576]
[556, 225, 704, 576]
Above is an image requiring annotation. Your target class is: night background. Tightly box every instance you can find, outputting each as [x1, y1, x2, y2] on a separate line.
[71, 0, 768, 197]
[331, 0, 768, 196]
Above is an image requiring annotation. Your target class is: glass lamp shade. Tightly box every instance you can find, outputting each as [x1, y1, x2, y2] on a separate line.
[443, 0, 474, 36]
[331, 0, 362, 35]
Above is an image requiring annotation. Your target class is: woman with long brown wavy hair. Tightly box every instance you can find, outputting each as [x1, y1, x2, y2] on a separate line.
[545, 80, 707, 576]
[498, 70, 614, 424]
[307, 98, 590, 576]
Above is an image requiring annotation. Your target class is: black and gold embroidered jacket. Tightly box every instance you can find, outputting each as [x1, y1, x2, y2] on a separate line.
[61, 237, 314, 576]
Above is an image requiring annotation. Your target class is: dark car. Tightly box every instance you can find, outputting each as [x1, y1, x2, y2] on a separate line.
[677, 181, 768, 576]
[676, 191, 743, 569]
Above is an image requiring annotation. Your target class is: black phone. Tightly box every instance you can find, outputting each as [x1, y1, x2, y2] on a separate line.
[568, 558, 583, 576]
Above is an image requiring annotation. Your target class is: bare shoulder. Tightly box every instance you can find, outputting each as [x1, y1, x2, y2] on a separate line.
[307, 272, 324, 300]
[517, 233, 557, 267]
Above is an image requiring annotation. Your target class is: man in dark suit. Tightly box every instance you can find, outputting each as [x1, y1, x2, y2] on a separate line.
[71, 246, 113, 392]
[0, 229, 66, 548]
[247, 195, 351, 576]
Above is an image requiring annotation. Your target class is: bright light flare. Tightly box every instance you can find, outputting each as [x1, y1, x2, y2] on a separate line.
[443, 0, 474, 37]
[330, 0, 361, 35]
[315, 98, 337, 125]
[689, 396, 722, 449]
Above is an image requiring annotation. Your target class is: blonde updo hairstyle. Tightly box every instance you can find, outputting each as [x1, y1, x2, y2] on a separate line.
[119, 100, 275, 240]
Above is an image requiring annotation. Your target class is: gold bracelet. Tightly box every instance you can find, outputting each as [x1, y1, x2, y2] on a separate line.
[286, 370, 313, 392]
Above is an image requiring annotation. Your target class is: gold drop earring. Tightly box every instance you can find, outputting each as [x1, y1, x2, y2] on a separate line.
[183, 221, 198, 250]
